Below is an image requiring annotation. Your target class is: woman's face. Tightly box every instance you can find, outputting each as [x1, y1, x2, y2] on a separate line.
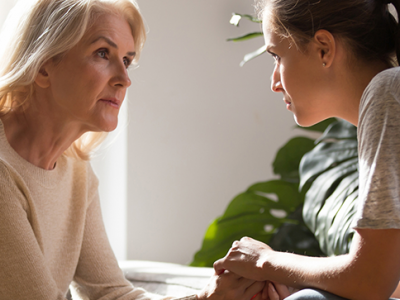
[263, 22, 332, 127]
[42, 13, 136, 132]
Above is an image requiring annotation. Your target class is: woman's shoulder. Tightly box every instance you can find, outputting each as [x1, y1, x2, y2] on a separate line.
[0, 157, 31, 210]
[367, 67, 400, 90]
[367, 67, 400, 94]
[361, 67, 400, 109]
[359, 67, 400, 136]
[0, 154, 25, 186]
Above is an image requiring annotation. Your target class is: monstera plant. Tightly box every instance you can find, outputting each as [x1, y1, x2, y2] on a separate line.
[191, 118, 358, 266]
[300, 119, 358, 256]
[190, 13, 359, 266]
[190, 121, 331, 267]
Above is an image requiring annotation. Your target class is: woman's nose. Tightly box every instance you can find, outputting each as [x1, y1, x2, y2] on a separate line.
[110, 64, 131, 88]
[271, 67, 282, 93]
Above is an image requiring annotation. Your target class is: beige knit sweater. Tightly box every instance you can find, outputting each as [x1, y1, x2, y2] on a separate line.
[0, 120, 196, 300]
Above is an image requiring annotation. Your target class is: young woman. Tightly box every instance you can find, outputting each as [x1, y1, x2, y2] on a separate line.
[0, 0, 267, 299]
[214, 0, 400, 299]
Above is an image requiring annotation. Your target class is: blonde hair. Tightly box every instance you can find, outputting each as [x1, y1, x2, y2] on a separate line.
[0, 0, 146, 160]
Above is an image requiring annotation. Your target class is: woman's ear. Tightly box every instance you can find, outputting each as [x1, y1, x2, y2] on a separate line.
[313, 29, 336, 68]
[34, 62, 51, 88]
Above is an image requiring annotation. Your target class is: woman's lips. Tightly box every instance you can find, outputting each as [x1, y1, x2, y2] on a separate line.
[99, 98, 121, 109]
[283, 98, 291, 110]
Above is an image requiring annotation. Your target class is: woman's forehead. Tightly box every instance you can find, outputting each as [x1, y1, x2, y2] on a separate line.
[82, 14, 134, 47]
[261, 11, 275, 33]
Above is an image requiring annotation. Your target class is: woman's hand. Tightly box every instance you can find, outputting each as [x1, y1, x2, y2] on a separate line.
[213, 237, 273, 281]
[197, 271, 266, 300]
[261, 282, 293, 300]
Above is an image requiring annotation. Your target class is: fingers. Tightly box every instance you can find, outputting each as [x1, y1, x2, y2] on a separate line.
[244, 280, 266, 300]
[252, 292, 268, 300]
[240, 236, 253, 242]
[267, 282, 280, 300]
[217, 271, 255, 290]
[199, 272, 266, 300]
[262, 283, 269, 299]
[214, 268, 225, 276]
[213, 241, 249, 278]
[213, 258, 226, 275]
[219, 270, 242, 281]
[272, 282, 291, 299]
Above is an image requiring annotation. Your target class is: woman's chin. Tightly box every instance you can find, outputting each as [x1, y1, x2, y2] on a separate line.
[103, 122, 118, 132]
[92, 119, 119, 133]
[294, 114, 325, 128]
[294, 115, 333, 127]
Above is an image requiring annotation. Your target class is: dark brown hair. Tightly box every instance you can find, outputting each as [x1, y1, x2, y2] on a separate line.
[256, 0, 400, 66]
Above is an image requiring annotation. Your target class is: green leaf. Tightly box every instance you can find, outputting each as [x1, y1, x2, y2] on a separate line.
[190, 180, 308, 267]
[190, 216, 275, 267]
[273, 137, 315, 183]
[303, 157, 358, 231]
[229, 13, 261, 26]
[299, 120, 358, 256]
[239, 45, 267, 67]
[327, 191, 357, 254]
[315, 119, 357, 143]
[299, 140, 358, 189]
[228, 13, 265, 65]
[312, 172, 358, 255]
[269, 206, 324, 257]
[247, 180, 303, 209]
[227, 32, 263, 42]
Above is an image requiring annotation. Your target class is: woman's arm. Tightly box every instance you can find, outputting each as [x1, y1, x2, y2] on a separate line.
[214, 229, 400, 300]
[71, 187, 149, 299]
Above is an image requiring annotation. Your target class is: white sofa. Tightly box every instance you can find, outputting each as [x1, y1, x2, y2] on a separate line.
[67, 260, 214, 299]
[119, 260, 214, 298]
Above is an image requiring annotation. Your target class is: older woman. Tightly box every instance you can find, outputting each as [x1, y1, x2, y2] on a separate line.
[0, 0, 266, 299]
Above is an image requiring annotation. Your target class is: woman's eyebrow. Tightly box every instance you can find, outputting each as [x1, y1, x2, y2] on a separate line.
[265, 44, 275, 52]
[90, 35, 136, 57]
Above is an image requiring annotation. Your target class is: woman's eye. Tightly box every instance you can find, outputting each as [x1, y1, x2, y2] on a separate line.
[267, 51, 280, 64]
[97, 49, 109, 59]
[272, 54, 280, 63]
[96, 49, 131, 69]
[123, 57, 131, 69]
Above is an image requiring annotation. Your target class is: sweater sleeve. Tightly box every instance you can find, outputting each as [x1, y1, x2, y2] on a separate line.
[0, 163, 68, 300]
[71, 166, 194, 300]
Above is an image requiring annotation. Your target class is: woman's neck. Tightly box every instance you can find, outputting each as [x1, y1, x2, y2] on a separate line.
[1, 106, 85, 170]
[335, 60, 392, 127]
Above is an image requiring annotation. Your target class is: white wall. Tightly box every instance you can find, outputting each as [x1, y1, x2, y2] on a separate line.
[127, 0, 300, 264]
[0, 0, 16, 23]
[91, 100, 128, 261]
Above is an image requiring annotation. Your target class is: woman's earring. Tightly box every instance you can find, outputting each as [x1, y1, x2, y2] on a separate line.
[322, 62, 326, 67]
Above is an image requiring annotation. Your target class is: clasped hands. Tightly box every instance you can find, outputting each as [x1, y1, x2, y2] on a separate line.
[197, 237, 293, 300]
